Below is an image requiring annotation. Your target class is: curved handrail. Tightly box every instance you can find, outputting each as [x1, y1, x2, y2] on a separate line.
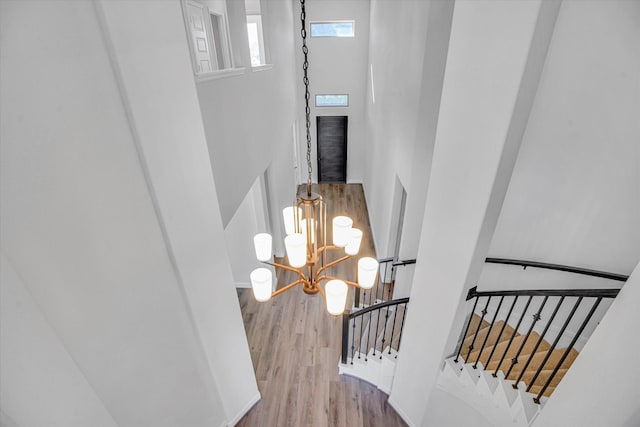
[466, 285, 619, 301]
[348, 297, 410, 319]
[393, 258, 416, 267]
[485, 257, 629, 282]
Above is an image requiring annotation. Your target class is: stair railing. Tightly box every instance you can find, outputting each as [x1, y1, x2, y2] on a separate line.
[341, 297, 410, 364]
[453, 258, 626, 404]
[355, 257, 417, 308]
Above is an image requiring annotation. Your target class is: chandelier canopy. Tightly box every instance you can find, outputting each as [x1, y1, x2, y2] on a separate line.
[249, 0, 378, 315]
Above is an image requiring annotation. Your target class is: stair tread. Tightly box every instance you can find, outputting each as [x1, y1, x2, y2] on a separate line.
[514, 367, 569, 389]
[466, 321, 519, 363]
[503, 347, 579, 379]
[456, 314, 582, 400]
[484, 332, 551, 372]
[527, 384, 557, 398]
[465, 314, 490, 340]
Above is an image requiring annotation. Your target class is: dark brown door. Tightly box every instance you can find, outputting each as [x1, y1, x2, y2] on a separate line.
[316, 116, 347, 183]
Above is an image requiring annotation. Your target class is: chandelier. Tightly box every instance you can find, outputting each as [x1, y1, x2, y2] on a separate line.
[248, 0, 378, 315]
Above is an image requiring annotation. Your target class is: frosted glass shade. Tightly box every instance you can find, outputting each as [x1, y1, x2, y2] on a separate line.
[345, 228, 363, 255]
[250, 268, 272, 302]
[283, 206, 302, 235]
[285, 233, 307, 268]
[332, 216, 353, 247]
[253, 233, 272, 261]
[358, 257, 378, 289]
[301, 218, 315, 244]
[325, 279, 348, 315]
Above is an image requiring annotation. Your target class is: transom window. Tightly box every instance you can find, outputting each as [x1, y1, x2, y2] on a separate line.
[315, 94, 349, 107]
[310, 21, 355, 38]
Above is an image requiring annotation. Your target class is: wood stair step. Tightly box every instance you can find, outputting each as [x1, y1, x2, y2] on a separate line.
[484, 332, 551, 372]
[467, 321, 517, 363]
[514, 368, 568, 389]
[527, 384, 557, 398]
[504, 347, 579, 380]
[465, 314, 490, 340]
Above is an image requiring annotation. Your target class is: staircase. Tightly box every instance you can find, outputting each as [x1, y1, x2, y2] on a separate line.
[337, 258, 414, 393]
[339, 301, 408, 393]
[336, 257, 624, 426]
[438, 278, 621, 426]
[437, 313, 579, 425]
[458, 313, 579, 398]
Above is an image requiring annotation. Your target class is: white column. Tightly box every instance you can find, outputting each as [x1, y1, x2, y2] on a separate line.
[98, 1, 260, 423]
[388, 1, 558, 425]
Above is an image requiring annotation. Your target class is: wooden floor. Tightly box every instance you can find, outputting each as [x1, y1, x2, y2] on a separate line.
[236, 184, 407, 427]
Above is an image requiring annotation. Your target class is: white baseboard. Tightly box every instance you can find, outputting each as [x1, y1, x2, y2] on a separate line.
[235, 281, 251, 289]
[226, 392, 261, 427]
[388, 396, 418, 427]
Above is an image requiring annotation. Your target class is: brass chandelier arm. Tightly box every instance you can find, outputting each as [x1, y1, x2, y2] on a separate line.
[316, 275, 360, 288]
[316, 254, 352, 276]
[262, 261, 307, 281]
[318, 245, 343, 253]
[271, 278, 306, 298]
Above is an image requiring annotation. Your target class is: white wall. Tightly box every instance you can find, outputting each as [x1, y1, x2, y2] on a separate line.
[364, 0, 434, 258]
[0, 256, 118, 427]
[196, 0, 298, 231]
[421, 389, 492, 427]
[98, 1, 260, 423]
[1, 0, 257, 425]
[487, 0, 640, 275]
[296, 0, 370, 185]
[225, 176, 267, 287]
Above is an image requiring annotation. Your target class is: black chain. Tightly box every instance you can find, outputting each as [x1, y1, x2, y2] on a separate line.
[300, 0, 312, 185]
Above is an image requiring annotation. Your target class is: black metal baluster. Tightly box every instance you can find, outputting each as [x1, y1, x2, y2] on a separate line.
[473, 296, 504, 369]
[454, 297, 479, 363]
[513, 296, 563, 387]
[341, 311, 350, 364]
[485, 296, 518, 368]
[505, 296, 550, 379]
[526, 297, 583, 393]
[389, 304, 399, 354]
[396, 303, 408, 358]
[350, 317, 356, 364]
[494, 296, 533, 376]
[465, 297, 492, 362]
[534, 297, 602, 403]
[388, 265, 395, 300]
[365, 307, 373, 361]
[380, 307, 390, 358]
[379, 262, 388, 302]
[373, 307, 382, 356]
[358, 309, 364, 359]
[377, 263, 383, 302]
[355, 287, 361, 308]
